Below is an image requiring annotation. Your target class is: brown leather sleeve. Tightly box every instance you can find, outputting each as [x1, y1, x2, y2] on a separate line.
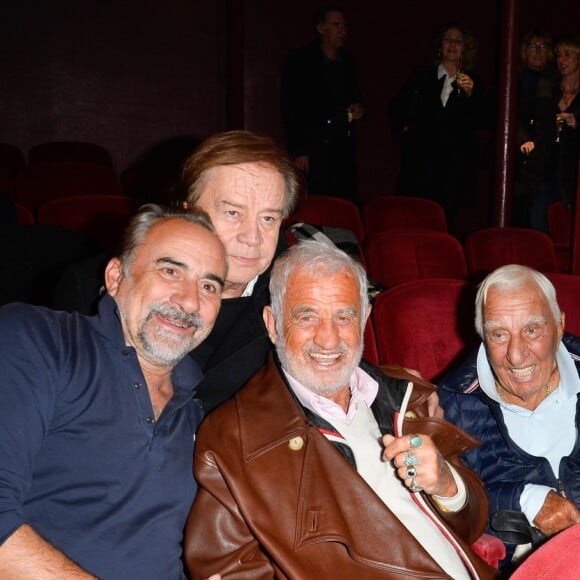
[184, 448, 275, 580]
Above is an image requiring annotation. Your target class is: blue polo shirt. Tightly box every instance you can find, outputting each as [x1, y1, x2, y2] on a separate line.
[0, 295, 204, 579]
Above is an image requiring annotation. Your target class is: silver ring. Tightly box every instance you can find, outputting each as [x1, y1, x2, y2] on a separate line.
[404, 451, 419, 467]
[410, 435, 423, 448]
[409, 477, 423, 492]
[406, 467, 417, 479]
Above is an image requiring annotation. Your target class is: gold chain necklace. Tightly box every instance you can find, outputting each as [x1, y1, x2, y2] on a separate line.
[495, 366, 557, 402]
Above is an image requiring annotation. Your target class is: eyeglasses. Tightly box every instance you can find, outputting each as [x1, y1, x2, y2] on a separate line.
[529, 43, 548, 51]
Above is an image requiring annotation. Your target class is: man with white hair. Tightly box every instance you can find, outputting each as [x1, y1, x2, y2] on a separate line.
[184, 241, 495, 579]
[439, 264, 580, 568]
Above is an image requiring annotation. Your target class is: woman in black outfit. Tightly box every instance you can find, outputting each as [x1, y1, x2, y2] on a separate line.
[513, 29, 557, 230]
[515, 32, 580, 231]
[389, 23, 484, 233]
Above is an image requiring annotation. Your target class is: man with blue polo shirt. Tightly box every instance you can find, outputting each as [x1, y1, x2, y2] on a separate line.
[0, 204, 226, 579]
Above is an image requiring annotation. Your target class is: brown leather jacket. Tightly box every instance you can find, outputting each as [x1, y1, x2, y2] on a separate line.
[185, 354, 496, 579]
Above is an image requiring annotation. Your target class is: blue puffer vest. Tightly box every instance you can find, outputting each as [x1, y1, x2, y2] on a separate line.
[438, 333, 580, 519]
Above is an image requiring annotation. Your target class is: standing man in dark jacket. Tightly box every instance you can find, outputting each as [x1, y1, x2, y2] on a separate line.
[439, 264, 580, 569]
[281, 4, 364, 202]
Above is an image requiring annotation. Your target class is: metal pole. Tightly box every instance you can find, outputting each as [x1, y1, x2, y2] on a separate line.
[493, 0, 520, 226]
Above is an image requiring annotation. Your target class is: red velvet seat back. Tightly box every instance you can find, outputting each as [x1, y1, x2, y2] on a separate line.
[361, 196, 447, 238]
[372, 279, 478, 382]
[362, 318, 379, 366]
[36, 194, 135, 253]
[14, 162, 124, 212]
[364, 230, 467, 288]
[545, 273, 580, 336]
[510, 524, 580, 579]
[15, 203, 35, 225]
[29, 141, 113, 167]
[464, 227, 558, 280]
[285, 194, 365, 243]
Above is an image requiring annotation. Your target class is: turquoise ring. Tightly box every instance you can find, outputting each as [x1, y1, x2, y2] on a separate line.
[410, 435, 423, 448]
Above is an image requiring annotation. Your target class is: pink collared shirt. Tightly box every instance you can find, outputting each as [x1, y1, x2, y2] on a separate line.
[283, 366, 379, 425]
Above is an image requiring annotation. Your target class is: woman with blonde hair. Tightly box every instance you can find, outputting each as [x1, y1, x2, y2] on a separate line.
[389, 22, 485, 233]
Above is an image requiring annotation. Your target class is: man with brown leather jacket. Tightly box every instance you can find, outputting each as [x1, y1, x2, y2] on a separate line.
[185, 241, 495, 579]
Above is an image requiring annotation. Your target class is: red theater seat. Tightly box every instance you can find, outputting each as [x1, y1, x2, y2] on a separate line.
[510, 524, 580, 579]
[372, 279, 478, 382]
[364, 229, 467, 288]
[464, 227, 558, 280]
[361, 196, 447, 238]
[36, 194, 135, 253]
[545, 273, 580, 336]
[285, 195, 365, 243]
[29, 141, 113, 167]
[14, 162, 124, 212]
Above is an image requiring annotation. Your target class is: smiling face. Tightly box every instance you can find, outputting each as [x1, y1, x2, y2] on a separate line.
[441, 27, 465, 65]
[264, 269, 367, 402]
[556, 44, 580, 77]
[106, 218, 226, 370]
[196, 163, 286, 298]
[483, 283, 564, 410]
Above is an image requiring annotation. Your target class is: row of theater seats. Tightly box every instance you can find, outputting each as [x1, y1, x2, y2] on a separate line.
[285, 194, 574, 275]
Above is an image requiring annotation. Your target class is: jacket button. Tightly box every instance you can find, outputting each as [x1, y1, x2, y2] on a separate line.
[288, 436, 304, 451]
[404, 410, 417, 418]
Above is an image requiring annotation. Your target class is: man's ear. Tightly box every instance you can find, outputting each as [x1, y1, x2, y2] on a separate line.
[364, 303, 372, 328]
[559, 312, 566, 340]
[262, 305, 278, 345]
[104, 258, 124, 297]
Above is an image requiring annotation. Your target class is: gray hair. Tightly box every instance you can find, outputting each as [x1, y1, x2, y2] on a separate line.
[269, 240, 369, 327]
[118, 203, 217, 276]
[474, 264, 561, 338]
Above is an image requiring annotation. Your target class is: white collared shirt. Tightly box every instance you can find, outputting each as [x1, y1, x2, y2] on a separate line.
[438, 63, 456, 107]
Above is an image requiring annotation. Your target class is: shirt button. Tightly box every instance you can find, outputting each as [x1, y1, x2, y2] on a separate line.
[122, 348, 130, 357]
[288, 436, 304, 451]
[145, 416, 156, 424]
[134, 382, 142, 389]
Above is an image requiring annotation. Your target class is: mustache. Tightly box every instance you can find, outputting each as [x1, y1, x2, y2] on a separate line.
[150, 303, 204, 331]
[306, 343, 349, 355]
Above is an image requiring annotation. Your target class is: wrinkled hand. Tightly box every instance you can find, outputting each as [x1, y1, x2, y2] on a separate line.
[520, 141, 535, 155]
[457, 72, 474, 97]
[294, 155, 309, 174]
[382, 433, 457, 497]
[533, 490, 580, 536]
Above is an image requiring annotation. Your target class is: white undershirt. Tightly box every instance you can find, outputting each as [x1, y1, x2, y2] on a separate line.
[334, 403, 470, 580]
